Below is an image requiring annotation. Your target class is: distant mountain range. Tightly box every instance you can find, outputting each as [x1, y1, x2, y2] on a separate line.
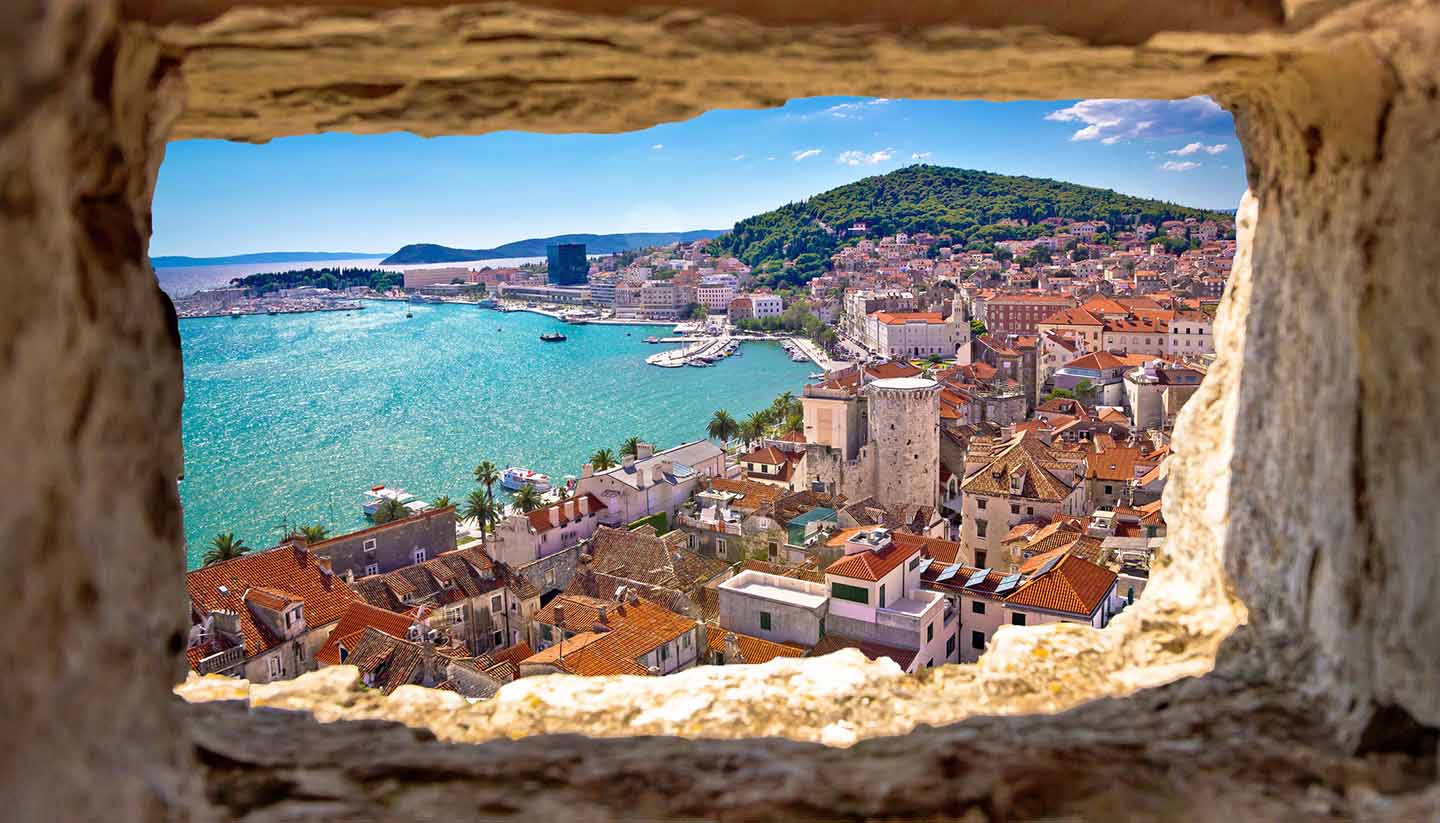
[151, 251, 385, 268]
[379, 230, 727, 265]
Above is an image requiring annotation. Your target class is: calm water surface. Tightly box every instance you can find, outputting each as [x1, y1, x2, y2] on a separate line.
[179, 301, 811, 566]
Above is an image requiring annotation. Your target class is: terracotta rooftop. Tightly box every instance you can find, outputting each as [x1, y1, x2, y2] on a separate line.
[960, 433, 1076, 503]
[523, 493, 607, 534]
[1006, 552, 1118, 617]
[810, 634, 918, 670]
[316, 600, 421, 666]
[186, 543, 358, 663]
[587, 526, 730, 594]
[704, 626, 806, 665]
[707, 477, 787, 511]
[825, 534, 922, 582]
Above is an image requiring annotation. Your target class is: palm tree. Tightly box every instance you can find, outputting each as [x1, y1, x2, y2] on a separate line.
[473, 460, 500, 502]
[708, 409, 739, 447]
[431, 495, 453, 511]
[294, 523, 328, 544]
[373, 496, 408, 525]
[202, 532, 249, 566]
[772, 391, 795, 416]
[782, 409, 805, 436]
[739, 413, 766, 449]
[462, 489, 501, 549]
[590, 448, 618, 471]
[619, 436, 643, 459]
[510, 483, 543, 513]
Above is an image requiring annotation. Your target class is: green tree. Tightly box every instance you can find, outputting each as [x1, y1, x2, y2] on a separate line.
[781, 409, 804, 436]
[620, 436, 643, 459]
[510, 484, 544, 513]
[295, 524, 329, 544]
[970, 319, 987, 335]
[430, 496, 452, 511]
[707, 409, 739, 447]
[689, 304, 708, 320]
[473, 460, 500, 503]
[462, 489, 501, 549]
[201, 532, 250, 567]
[739, 413, 767, 448]
[590, 448, 618, 471]
[372, 497, 408, 525]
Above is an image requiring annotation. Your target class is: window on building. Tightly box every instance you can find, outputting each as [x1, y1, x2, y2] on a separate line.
[412, 548, 426, 565]
[1012, 612, 1027, 626]
[364, 563, 379, 576]
[1026, 506, 1034, 516]
[490, 594, 503, 613]
[976, 550, 988, 567]
[1010, 503, 1020, 515]
[716, 538, 727, 557]
[908, 556, 921, 571]
[831, 582, 870, 604]
[660, 644, 670, 662]
[267, 655, 283, 679]
[682, 632, 691, 649]
[972, 600, 985, 615]
[338, 644, 348, 663]
[926, 623, 934, 642]
[976, 519, 988, 538]
[878, 584, 887, 608]
[977, 498, 987, 510]
[446, 606, 464, 625]
[760, 611, 772, 631]
[972, 630, 986, 651]
[296, 642, 305, 662]
[363, 538, 377, 553]
[1104, 484, 1114, 495]
[947, 635, 956, 656]
[541, 625, 553, 642]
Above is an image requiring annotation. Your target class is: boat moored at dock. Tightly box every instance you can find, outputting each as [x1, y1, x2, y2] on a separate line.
[501, 467, 552, 493]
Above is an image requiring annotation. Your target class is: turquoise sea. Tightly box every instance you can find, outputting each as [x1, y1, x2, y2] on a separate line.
[179, 300, 812, 567]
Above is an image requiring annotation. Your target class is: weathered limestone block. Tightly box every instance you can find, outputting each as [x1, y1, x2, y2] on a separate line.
[4, 0, 1440, 820]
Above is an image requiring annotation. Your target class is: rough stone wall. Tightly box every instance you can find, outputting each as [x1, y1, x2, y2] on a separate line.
[0, 1, 198, 819]
[1214, 5, 1440, 739]
[1, 0, 1438, 820]
[866, 381, 941, 510]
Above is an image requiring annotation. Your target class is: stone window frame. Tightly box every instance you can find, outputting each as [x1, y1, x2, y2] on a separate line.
[14, 3, 1440, 820]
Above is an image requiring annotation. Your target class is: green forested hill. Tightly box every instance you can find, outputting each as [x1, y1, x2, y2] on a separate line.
[710, 165, 1230, 275]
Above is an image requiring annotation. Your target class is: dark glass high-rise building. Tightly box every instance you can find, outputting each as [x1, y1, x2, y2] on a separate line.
[546, 243, 589, 285]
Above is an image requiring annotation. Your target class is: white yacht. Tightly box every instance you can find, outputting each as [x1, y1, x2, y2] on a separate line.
[500, 467, 552, 493]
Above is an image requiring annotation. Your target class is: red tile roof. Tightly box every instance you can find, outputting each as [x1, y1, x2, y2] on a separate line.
[1006, 553, 1117, 617]
[316, 600, 420, 666]
[873, 311, 945, 325]
[186, 544, 358, 662]
[825, 535, 922, 582]
[704, 626, 806, 664]
[524, 493, 606, 534]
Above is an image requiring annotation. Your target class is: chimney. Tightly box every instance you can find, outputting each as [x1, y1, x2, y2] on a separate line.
[579, 495, 590, 515]
[724, 632, 743, 664]
[629, 590, 641, 606]
[549, 506, 560, 527]
[622, 454, 636, 469]
[210, 609, 241, 643]
[597, 605, 608, 625]
[582, 462, 594, 478]
[637, 442, 655, 460]
[553, 603, 566, 631]
[420, 629, 439, 685]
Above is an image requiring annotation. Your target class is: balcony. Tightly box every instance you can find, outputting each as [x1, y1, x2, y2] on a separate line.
[196, 645, 245, 676]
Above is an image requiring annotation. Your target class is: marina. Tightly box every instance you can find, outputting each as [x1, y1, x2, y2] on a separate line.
[177, 299, 812, 563]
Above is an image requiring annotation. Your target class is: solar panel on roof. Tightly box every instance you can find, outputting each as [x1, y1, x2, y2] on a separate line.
[1037, 555, 1062, 576]
[915, 557, 934, 575]
[935, 563, 962, 582]
[963, 567, 991, 588]
[995, 573, 1023, 594]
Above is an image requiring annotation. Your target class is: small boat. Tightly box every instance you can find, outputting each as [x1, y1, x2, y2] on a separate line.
[229, 309, 242, 319]
[645, 336, 661, 344]
[501, 467, 552, 493]
[540, 332, 567, 342]
[406, 310, 413, 318]
[362, 485, 416, 517]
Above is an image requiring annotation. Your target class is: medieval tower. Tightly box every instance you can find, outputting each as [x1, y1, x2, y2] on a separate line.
[866, 376, 941, 511]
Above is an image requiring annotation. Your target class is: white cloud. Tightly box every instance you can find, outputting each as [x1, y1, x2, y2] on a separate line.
[911, 151, 932, 161]
[1159, 160, 1201, 172]
[1168, 142, 1228, 156]
[732, 154, 747, 161]
[821, 98, 893, 119]
[792, 148, 823, 161]
[1045, 97, 1227, 144]
[837, 148, 895, 166]
[651, 143, 664, 150]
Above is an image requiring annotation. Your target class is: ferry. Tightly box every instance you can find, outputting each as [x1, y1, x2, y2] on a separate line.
[539, 331, 567, 342]
[362, 485, 416, 517]
[501, 467, 552, 493]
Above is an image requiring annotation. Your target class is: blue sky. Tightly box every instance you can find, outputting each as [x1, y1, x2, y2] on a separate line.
[152, 96, 1244, 257]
